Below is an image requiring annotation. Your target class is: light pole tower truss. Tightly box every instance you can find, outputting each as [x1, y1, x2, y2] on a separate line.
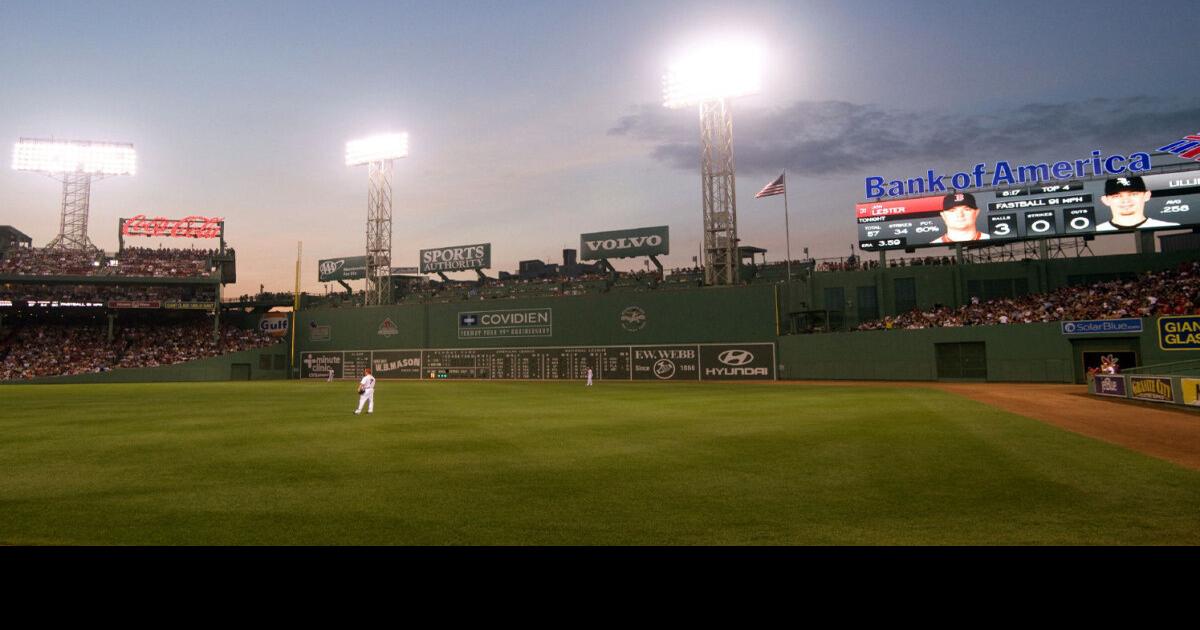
[12, 138, 136, 251]
[46, 171, 97, 250]
[698, 99, 739, 285]
[365, 159, 394, 306]
[663, 40, 762, 286]
[346, 132, 408, 307]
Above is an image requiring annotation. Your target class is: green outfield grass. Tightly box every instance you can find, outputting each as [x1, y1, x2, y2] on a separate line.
[1, 380, 1197, 545]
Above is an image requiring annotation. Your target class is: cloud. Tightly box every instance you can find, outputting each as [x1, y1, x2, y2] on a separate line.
[609, 97, 1200, 176]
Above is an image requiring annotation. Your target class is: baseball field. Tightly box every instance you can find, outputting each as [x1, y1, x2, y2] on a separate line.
[2, 380, 1198, 545]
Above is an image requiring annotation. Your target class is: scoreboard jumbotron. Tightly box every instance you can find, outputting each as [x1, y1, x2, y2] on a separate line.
[857, 168, 1200, 251]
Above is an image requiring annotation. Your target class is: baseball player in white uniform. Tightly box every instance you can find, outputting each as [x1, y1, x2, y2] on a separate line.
[354, 368, 376, 414]
[586, 367, 593, 386]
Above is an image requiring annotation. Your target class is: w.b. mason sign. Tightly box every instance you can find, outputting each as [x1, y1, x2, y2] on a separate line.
[580, 226, 669, 260]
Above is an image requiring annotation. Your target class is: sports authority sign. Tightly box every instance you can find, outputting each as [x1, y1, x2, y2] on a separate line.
[580, 226, 669, 260]
[459, 308, 552, 339]
[318, 256, 368, 282]
[120, 215, 223, 239]
[420, 243, 491, 273]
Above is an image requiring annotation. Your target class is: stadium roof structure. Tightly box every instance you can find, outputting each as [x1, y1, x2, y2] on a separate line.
[0, 225, 33, 252]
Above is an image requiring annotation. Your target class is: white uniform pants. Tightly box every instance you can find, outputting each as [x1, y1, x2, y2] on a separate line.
[356, 389, 374, 412]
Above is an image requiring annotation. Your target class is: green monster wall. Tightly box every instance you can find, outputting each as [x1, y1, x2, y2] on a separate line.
[297, 284, 780, 353]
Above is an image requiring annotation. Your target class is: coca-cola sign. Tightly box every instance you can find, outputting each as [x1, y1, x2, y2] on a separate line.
[120, 214, 223, 239]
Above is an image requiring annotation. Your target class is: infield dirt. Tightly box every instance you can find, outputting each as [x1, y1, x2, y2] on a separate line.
[782, 381, 1200, 471]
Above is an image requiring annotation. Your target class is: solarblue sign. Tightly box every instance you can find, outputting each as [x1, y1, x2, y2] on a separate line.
[1060, 318, 1143, 335]
[866, 150, 1153, 200]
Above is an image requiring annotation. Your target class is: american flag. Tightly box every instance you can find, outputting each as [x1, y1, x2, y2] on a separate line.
[755, 173, 786, 198]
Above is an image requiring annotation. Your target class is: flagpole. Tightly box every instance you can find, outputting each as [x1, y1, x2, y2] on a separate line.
[782, 172, 792, 281]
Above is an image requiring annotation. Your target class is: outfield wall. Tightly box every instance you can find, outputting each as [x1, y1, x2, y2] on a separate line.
[11, 343, 289, 384]
[297, 284, 779, 353]
[1090, 373, 1200, 410]
[778, 318, 1186, 383]
[8, 251, 1198, 384]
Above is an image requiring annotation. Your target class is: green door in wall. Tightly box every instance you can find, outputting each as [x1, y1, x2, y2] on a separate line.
[230, 363, 252, 381]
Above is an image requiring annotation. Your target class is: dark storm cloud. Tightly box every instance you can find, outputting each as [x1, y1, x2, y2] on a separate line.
[609, 97, 1200, 176]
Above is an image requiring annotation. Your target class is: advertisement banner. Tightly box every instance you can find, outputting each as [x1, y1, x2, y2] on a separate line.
[631, 345, 700, 381]
[580, 226, 670, 260]
[699, 343, 776, 381]
[1129, 376, 1175, 403]
[121, 215, 223, 239]
[371, 350, 423, 379]
[309, 324, 331, 342]
[419, 243, 491, 273]
[458, 308, 552, 339]
[857, 167, 1200, 251]
[300, 351, 342, 379]
[1092, 375, 1127, 398]
[1181, 378, 1200, 406]
[318, 256, 368, 282]
[1158, 315, 1200, 350]
[1061, 319, 1143, 335]
[258, 312, 289, 337]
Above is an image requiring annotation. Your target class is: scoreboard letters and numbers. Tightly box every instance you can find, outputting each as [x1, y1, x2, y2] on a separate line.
[301, 343, 775, 381]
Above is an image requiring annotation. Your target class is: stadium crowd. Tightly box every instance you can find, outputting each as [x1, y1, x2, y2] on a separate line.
[856, 260, 1200, 331]
[114, 246, 215, 277]
[0, 319, 278, 380]
[0, 246, 216, 278]
[0, 247, 99, 275]
[1, 283, 216, 304]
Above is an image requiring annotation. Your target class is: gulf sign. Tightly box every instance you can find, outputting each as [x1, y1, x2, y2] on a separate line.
[420, 243, 491, 273]
[259, 312, 290, 337]
[580, 226, 669, 260]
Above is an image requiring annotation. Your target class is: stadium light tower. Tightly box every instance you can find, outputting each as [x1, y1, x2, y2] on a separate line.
[346, 132, 409, 306]
[12, 138, 137, 250]
[664, 40, 763, 285]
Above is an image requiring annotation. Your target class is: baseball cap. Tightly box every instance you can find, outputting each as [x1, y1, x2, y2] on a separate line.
[942, 191, 978, 211]
[1104, 176, 1147, 195]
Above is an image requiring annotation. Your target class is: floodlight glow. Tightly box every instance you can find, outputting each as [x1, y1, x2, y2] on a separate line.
[663, 41, 763, 109]
[346, 133, 409, 166]
[12, 138, 136, 175]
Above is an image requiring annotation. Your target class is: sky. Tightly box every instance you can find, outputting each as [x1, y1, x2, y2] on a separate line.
[2, 0, 1197, 296]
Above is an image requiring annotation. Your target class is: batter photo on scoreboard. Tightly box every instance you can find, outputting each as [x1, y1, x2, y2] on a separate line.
[1096, 175, 1179, 231]
[933, 191, 990, 243]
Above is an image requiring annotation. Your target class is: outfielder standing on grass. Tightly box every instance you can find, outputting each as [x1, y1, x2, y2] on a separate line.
[355, 368, 376, 414]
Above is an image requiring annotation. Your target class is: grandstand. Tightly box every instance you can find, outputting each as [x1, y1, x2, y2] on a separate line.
[0, 229, 282, 382]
